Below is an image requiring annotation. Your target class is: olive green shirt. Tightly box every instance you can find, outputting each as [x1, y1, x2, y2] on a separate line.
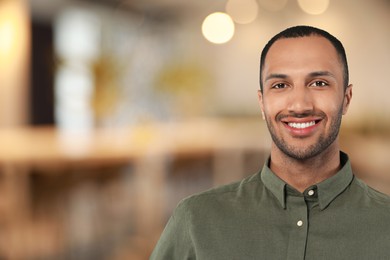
[151, 152, 390, 259]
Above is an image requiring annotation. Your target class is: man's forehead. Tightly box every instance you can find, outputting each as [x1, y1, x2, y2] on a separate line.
[264, 36, 340, 68]
[262, 35, 344, 83]
[267, 35, 336, 56]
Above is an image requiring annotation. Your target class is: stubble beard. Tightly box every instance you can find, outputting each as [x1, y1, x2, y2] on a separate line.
[265, 107, 343, 161]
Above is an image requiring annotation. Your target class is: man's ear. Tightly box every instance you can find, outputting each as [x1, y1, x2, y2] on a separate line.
[257, 90, 265, 120]
[342, 84, 353, 115]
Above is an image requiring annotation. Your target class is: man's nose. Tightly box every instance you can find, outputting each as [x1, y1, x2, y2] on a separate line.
[287, 87, 314, 114]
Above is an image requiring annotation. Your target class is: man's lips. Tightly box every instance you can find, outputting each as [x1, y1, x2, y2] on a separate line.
[281, 118, 322, 129]
[287, 121, 316, 129]
[280, 117, 323, 135]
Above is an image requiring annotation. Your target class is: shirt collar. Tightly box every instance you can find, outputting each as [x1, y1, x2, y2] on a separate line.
[316, 152, 353, 210]
[260, 160, 287, 209]
[260, 151, 353, 210]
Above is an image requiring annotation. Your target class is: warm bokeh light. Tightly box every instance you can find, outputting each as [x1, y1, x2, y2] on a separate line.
[226, 0, 258, 24]
[202, 12, 235, 44]
[0, 0, 28, 70]
[298, 0, 330, 15]
[0, 18, 14, 58]
[0, 0, 29, 126]
[257, 0, 288, 12]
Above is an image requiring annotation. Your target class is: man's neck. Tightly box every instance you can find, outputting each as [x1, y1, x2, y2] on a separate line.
[269, 143, 341, 193]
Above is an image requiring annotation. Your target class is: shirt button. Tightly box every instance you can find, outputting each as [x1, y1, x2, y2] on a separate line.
[308, 190, 315, 196]
[297, 220, 303, 227]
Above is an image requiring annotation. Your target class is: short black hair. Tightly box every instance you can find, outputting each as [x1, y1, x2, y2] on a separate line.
[259, 25, 349, 92]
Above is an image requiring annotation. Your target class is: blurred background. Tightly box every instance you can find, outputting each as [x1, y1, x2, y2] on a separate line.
[0, 0, 389, 259]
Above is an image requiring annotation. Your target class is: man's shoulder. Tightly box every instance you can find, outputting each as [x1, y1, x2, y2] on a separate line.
[352, 177, 390, 208]
[176, 172, 262, 213]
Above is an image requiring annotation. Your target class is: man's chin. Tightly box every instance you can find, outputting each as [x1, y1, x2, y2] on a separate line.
[276, 143, 324, 161]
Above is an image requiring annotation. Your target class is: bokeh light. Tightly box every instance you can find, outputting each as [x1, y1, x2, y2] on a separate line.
[0, 0, 28, 69]
[202, 12, 235, 44]
[298, 0, 330, 15]
[226, 0, 258, 24]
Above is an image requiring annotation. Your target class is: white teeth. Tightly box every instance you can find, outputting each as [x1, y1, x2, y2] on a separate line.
[288, 121, 316, 129]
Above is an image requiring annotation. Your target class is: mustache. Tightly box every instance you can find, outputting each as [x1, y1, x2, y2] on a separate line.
[276, 111, 326, 121]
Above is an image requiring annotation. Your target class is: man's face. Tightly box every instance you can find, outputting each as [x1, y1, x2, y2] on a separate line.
[258, 36, 352, 160]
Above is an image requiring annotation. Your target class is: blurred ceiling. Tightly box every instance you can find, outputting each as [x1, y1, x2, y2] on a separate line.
[29, 0, 214, 22]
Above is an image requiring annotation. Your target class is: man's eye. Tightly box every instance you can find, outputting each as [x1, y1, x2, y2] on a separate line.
[311, 81, 328, 87]
[272, 83, 286, 89]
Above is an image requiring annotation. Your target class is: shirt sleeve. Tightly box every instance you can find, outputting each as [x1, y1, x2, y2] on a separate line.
[150, 200, 195, 260]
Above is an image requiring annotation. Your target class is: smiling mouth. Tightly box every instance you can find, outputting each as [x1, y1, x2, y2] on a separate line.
[288, 121, 315, 129]
[283, 119, 322, 130]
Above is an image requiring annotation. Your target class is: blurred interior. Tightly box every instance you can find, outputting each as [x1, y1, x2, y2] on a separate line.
[0, 0, 389, 259]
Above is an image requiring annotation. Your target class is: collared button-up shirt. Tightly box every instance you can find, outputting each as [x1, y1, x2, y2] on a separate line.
[151, 152, 390, 260]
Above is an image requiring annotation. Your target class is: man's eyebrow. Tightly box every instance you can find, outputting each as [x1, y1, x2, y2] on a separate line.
[265, 73, 288, 82]
[308, 71, 336, 78]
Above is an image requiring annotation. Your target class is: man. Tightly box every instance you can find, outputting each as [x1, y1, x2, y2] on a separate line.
[151, 26, 390, 259]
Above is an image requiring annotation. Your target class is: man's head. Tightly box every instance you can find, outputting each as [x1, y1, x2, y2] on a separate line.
[259, 25, 349, 93]
[258, 26, 353, 161]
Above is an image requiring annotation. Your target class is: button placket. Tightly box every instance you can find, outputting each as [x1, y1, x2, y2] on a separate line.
[286, 195, 309, 260]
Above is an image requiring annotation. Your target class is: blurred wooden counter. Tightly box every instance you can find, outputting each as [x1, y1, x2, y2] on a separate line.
[0, 118, 269, 166]
[0, 118, 270, 259]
